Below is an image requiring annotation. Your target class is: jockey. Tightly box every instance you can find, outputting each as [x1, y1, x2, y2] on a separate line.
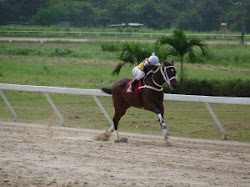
[127, 52, 160, 93]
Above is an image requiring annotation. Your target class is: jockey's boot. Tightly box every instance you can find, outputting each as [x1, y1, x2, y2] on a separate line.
[127, 79, 139, 93]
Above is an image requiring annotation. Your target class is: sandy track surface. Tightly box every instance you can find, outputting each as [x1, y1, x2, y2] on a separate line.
[0, 121, 250, 187]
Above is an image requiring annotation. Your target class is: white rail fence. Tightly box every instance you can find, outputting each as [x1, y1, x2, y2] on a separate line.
[1, 83, 250, 139]
[1, 30, 249, 38]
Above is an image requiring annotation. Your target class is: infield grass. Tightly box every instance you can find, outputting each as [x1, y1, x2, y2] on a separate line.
[1, 91, 249, 142]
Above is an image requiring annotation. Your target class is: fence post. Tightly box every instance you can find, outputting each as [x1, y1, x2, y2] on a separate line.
[205, 102, 226, 140]
[43, 92, 64, 126]
[0, 90, 17, 121]
[93, 95, 114, 128]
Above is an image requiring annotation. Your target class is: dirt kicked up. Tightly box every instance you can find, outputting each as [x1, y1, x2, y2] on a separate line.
[0, 121, 249, 187]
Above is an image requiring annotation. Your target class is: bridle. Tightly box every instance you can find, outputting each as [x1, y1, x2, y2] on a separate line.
[160, 66, 177, 89]
[139, 65, 177, 92]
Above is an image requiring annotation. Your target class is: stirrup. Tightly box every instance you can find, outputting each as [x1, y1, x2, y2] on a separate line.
[126, 85, 133, 93]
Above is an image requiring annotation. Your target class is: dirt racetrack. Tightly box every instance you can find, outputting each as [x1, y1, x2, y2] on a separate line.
[0, 121, 250, 187]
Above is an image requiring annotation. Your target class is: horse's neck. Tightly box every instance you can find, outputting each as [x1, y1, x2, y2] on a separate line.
[144, 69, 164, 87]
[154, 69, 165, 85]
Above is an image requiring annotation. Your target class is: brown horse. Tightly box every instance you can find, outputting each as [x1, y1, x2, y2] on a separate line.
[102, 61, 177, 142]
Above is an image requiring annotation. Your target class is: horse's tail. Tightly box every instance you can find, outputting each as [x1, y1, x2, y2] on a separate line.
[101, 88, 112, 95]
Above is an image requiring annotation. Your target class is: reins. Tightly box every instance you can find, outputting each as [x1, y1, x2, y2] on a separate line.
[138, 65, 176, 92]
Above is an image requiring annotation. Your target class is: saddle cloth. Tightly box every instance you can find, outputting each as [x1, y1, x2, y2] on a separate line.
[127, 80, 142, 94]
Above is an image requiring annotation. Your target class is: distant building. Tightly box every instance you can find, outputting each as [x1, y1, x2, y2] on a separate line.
[220, 23, 229, 33]
[109, 23, 145, 28]
[127, 23, 145, 28]
[109, 23, 126, 28]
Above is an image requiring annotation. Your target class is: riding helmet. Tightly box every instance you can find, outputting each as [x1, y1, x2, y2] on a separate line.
[148, 53, 160, 65]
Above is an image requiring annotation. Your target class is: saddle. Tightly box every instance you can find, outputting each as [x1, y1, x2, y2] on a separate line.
[126, 80, 142, 94]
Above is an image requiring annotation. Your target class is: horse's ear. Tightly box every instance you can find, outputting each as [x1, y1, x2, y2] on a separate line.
[172, 61, 174, 66]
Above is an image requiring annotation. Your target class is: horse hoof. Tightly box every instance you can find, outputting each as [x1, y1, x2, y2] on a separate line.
[165, 140, 171, 146]
[164, 136, 171, 146]
[114, 137, 128, 143]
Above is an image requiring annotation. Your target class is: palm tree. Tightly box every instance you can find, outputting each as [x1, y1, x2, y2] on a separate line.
[157, 29, 208, 93]
[112, 42, 151, 75]
[112, 42, 168, 75]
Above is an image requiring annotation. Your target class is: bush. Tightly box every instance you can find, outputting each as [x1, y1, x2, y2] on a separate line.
[164, 79, 250, 97]
[101, 42, 121, 52]
[50, 48, 73, 57]
[7, 48, 35, 56]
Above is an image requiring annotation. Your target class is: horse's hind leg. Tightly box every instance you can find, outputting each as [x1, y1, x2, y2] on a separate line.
[109, 84, 129, 139]
[113, 105, 128, 139]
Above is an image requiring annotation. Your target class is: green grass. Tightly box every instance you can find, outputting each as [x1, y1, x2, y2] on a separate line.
[185, 67, 250, 80]
[1, 40, 250, 68]
[0, 40, 250, 142]
[0, 41, 120, 60]
[1, 25, 249, 41]
[1, 92, 249, 142]
[1, 55, 249, 89]
[0, 56, 128, 88]
[191, 44, 250, 68]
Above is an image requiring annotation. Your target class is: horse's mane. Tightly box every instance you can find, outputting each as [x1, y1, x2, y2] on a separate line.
[163, 61, 174, 67]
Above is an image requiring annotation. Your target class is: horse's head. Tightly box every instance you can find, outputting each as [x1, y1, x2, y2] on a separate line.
[161, 61, 177, 90]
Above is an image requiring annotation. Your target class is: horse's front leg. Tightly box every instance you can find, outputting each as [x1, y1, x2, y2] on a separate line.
[154, 106, 169, 141]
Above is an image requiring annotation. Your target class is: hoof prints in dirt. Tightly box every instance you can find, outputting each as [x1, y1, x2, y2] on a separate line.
[94, 131, 112, 141]
[114, 137, 128, 143]
[1, 121, 250, 187]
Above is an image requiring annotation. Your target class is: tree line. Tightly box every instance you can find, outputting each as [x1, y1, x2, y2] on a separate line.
[0, 0, 249, 32]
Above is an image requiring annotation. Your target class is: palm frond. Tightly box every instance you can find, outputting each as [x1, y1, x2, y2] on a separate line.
[113, 42, 151, 75]
[112, 62, 126, 75]
[119, 42, 137, 64]
[157, 29, 190, 58]
[152, 42, 169, 62]
[188, 38, 208, 56]
[119, 42, 150, 65]
[188, 48, 196, 62]
[167, 47, 178, 57]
